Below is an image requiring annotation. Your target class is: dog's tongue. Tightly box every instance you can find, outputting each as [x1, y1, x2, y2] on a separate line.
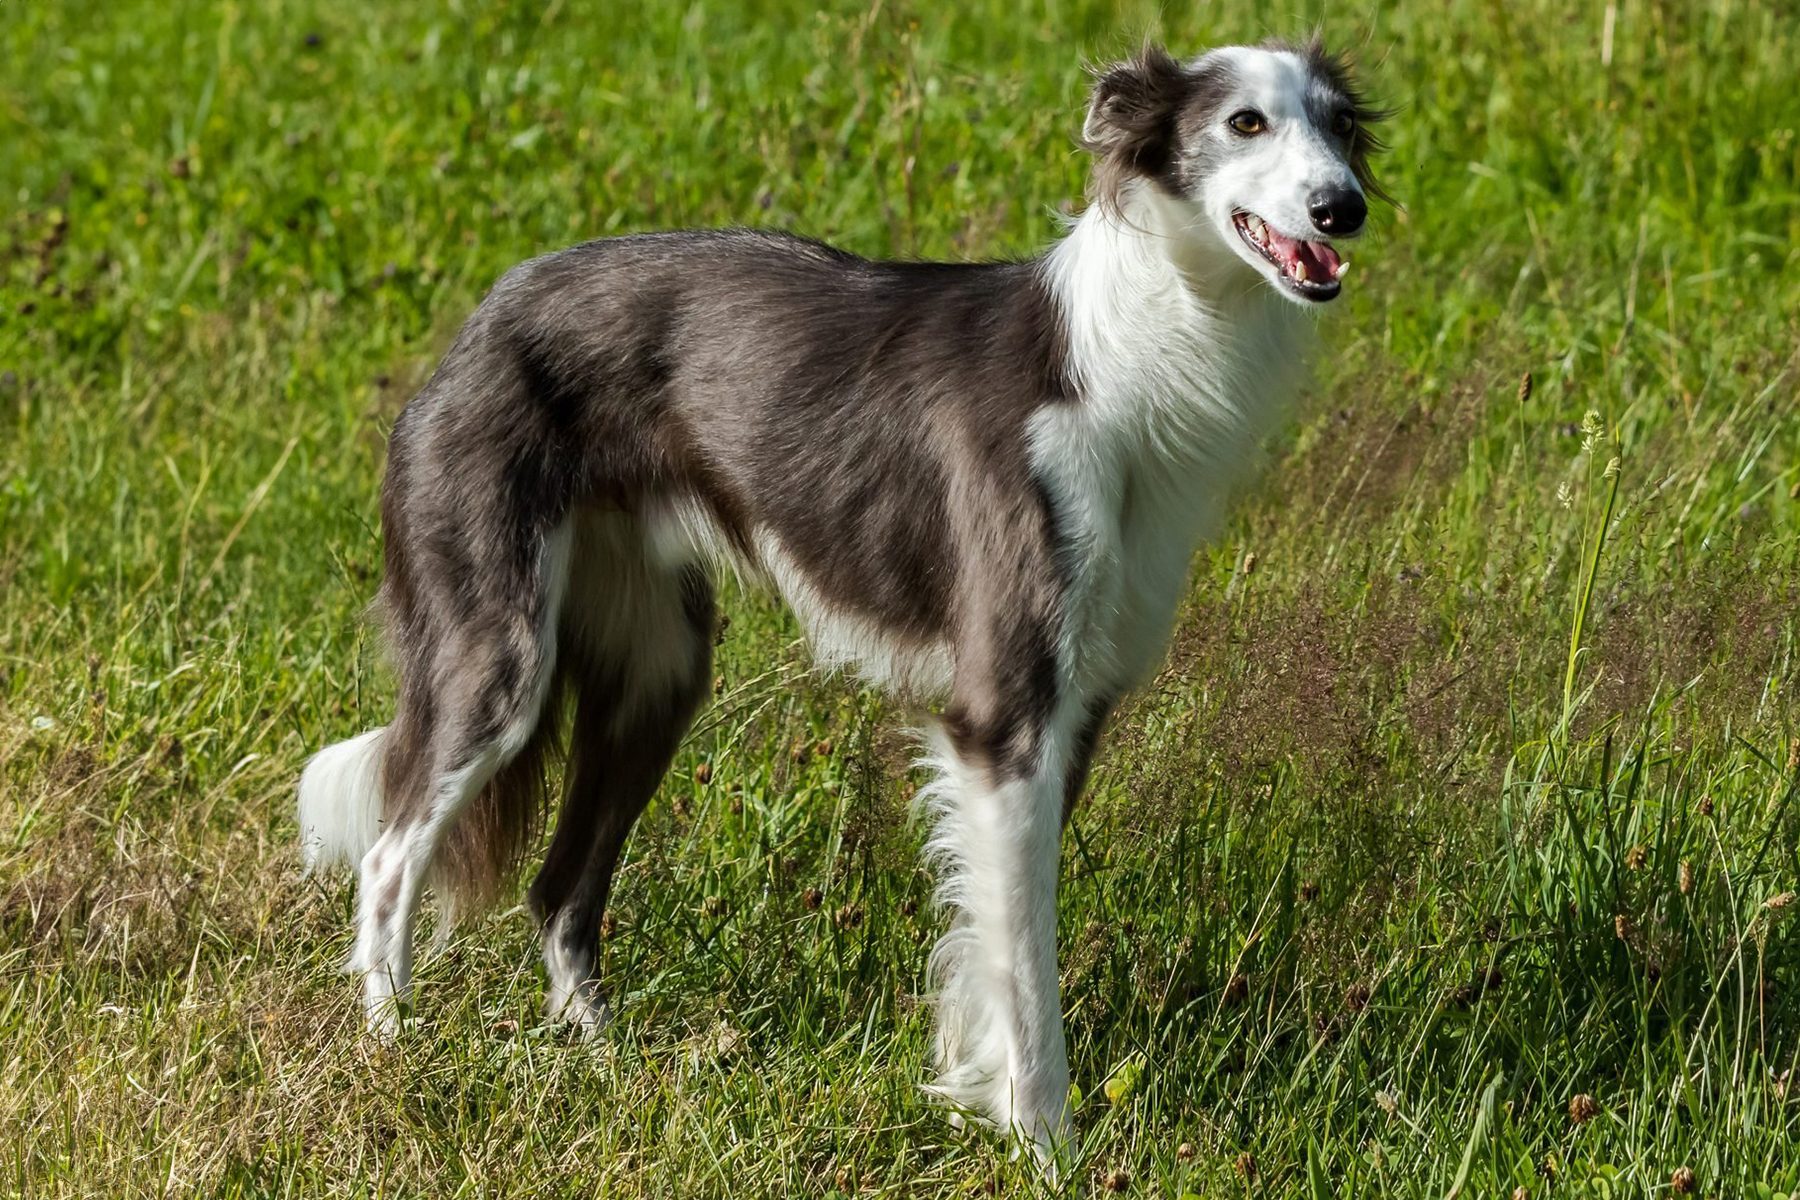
[1267, 226, 1342, 282]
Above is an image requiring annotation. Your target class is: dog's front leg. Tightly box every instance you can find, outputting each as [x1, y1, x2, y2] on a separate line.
[920, 681, 1083, 1167]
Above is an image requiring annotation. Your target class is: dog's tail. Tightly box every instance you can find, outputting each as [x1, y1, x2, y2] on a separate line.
[297, 727, 388, 872]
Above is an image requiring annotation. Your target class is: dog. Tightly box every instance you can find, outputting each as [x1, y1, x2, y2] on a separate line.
[297, 36, 1387, 1164]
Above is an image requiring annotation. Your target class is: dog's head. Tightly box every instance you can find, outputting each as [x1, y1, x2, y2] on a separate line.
[1082, 38, 1391, 304]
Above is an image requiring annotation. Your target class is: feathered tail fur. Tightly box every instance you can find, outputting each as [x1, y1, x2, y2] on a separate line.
[297, 727, 388, 872]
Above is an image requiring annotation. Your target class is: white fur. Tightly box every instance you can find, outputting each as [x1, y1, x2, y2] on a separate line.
[916, 707, 1077, 1162]
[543, 927, 611, 1036]
[297, 727, 388, 872]
[645, 491, 742, 579]
[757, 531, 954, 696]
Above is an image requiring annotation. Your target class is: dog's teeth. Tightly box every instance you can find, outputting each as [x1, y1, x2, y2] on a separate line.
[1334, 260, 1350, 280]
[1294, 260, 1309, 283]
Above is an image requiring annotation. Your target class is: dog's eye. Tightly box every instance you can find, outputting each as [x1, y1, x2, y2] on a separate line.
[1331, 110, 1356, 137]
[1227, 109, 1266, 136]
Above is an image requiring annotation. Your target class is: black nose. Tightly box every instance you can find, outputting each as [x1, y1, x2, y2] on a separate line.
[1308, 187, 1366, 235]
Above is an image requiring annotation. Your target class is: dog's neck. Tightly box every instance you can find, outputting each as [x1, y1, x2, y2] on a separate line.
[1040, 181, 1315, 481]
[1103, 184, 1276, 305]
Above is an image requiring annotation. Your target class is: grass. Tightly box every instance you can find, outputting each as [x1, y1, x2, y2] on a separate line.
[2, 0, 1798, 1194]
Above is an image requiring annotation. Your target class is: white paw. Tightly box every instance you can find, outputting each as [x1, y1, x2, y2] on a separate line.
[547, 979, 611, 1039]
[1018, 1116, 1073, 1184]
[361, 970, 408, 1042]
[363, 998, 403, 1043]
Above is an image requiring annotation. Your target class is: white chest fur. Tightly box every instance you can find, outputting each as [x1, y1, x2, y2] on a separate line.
[1034, 200, 1313, 697]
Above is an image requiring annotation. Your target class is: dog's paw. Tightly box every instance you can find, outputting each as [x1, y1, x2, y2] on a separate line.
[546, 979, 612, 1039]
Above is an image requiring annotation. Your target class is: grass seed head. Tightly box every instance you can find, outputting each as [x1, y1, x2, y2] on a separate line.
[1679, 860, 1694, 894]
[1579, 409, 1606, 455]
[1670, 1165, 1696, 1194]
[1175, 1141, 1195, 1161]
[1233, 1152, 1258, 1181]
[1569, 1093, 1599, 1125]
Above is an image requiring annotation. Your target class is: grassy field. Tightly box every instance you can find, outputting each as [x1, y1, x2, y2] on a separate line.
[3, 0, 1798, 1194]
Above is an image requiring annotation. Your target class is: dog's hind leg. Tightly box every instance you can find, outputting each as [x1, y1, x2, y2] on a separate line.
[350, 521, 573, 1037]
[527, 517, 715, 1034]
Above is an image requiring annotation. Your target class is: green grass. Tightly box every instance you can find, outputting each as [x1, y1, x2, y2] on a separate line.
[3, 0, 1798, 1195]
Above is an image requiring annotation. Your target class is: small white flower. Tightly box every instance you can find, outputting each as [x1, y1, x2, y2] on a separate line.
[30, 715, 56, 732]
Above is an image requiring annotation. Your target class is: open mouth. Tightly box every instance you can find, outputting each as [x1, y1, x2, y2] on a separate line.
[1233, 211, 1347, 302]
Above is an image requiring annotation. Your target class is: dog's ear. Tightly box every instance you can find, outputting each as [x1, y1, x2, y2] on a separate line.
[1080, 44, 1191, 191]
